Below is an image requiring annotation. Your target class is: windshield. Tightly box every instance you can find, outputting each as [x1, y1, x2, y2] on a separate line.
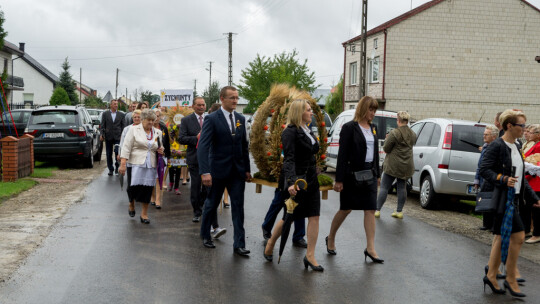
[29, 110, 78, 125]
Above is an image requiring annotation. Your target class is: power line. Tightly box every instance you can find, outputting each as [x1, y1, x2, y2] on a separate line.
[37, 38, 226, 61]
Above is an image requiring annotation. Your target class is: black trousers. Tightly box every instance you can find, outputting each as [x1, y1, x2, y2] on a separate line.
[105, 139, 120, 172]
[520, 196, 532, 234]
[169, 166, 181, 189]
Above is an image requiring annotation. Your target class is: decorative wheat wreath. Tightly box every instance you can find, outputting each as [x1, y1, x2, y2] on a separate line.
[250, 83, 329, 183]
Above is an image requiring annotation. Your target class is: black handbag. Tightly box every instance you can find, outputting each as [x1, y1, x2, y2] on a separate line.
[354, 170, 374, 186]
[475, 191, 496, 213]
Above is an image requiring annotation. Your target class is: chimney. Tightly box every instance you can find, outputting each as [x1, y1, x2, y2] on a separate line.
[19, 42, 25, 52]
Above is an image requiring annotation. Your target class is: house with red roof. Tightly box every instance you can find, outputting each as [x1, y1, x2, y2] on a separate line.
[342, 0, 540, 122]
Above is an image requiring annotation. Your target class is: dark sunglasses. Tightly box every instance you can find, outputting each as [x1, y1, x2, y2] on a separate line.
[511, 123, 526, 128]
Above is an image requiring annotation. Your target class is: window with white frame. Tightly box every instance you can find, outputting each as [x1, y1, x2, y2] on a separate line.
[349, 62, 358, 85]
[368, 57, 379, 83]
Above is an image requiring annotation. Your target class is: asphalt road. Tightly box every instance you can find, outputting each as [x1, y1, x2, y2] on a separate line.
[1, 169, 539, 304]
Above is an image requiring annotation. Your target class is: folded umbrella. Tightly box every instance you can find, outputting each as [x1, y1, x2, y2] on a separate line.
[278, 178, 308, 264]
[501, 166, 516, 265]
[156, 137, 165, 190]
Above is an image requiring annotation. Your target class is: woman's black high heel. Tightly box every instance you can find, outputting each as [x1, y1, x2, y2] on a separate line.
[128, 210, 135, 217]
[504, 280, 525, 297]
[485, 265, 524, 282]
[483, 276, 505, 294]
[364, 249, 384, 263]
[325, 236, 336, 255]
[303, 256, 324, 271]
[140, 216, 150, 224]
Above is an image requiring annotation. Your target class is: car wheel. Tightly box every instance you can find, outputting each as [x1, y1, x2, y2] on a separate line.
[85, 146, 94, 168]
[93, 141, 103, 161]
[419, 175, 437, 209]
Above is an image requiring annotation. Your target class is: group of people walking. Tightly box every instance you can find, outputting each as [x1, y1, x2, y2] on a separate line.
[101, 86, 539, 296]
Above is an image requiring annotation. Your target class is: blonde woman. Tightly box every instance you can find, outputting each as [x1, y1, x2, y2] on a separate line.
[264, 99, 323, 271]
[119, 109, 165, 224]
[479, 109, 540, 296]
[118, 109, 142, 217]
[326, 96, 383, 263]
[375, 111, 416, 219]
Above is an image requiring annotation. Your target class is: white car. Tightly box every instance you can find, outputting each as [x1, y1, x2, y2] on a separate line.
[326, 109, 398, 170]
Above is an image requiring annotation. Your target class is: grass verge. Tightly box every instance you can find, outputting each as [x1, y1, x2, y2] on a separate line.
[0, 179, 37, 202]
[30, 161, 59, 178]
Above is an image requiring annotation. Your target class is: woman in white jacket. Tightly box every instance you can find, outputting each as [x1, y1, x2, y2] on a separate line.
[119, 109, 164, 224]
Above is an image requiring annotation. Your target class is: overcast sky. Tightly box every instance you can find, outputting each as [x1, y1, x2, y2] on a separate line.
[2, 0, 540, 100]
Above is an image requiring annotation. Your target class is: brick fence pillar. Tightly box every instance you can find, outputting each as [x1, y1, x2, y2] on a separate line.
[0, 136, 19, 182]
[20, 134, 35, 175]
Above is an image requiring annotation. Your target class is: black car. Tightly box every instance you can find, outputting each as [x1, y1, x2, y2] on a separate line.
[25, 105, 102, 167]
[1, 109, 33, 138]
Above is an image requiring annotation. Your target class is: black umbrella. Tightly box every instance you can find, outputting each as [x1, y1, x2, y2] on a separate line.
[278, 178, 307, 264]
[114, 143, 124, 190]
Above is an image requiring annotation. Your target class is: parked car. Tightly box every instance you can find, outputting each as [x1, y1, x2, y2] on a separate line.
[24, 105, 103, 167]
[409, 118, 485, 209]
[308, 110, 333, 136]
[1, 109, 33, 138]
[326, 109, 398, 170]
[87, 108, 105, 125]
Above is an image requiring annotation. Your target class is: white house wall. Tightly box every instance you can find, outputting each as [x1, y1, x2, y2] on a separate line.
[383, 0, 540, 122]
[13, 59, 55, 106]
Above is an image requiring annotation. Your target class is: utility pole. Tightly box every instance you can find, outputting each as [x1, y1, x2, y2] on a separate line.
[115, 68, 119, 100]
[207, 61, 213, 91]
[194, 79, 197, 95]
[79, 68, 82, 105]
[224, 32, 236, 86]
[359, 0, 368, 98]
[135, 89, 138, 102]
[126, 88, 128, 105]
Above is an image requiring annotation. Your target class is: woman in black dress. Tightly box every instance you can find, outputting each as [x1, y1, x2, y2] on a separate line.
[326, 96, 383, 263]
[479, 109, 540, 296]
[263, 99, 323, 271]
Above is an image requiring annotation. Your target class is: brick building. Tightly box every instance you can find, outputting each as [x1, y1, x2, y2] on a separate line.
[342, 0, 540, 122]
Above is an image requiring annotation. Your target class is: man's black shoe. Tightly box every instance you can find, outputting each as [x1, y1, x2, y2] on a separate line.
[479, 226, 489, 231]
[293, 239, 308, 248]
[203, 239, 215, 248]
[115, 167, 119, 175]
[108, 170, 113, 176]
[192, 216, 201, 222]
[262, 227, 272, 240]
[234, 247, 250, 256]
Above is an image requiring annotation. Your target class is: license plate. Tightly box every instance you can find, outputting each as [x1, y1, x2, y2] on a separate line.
[467, 184, 478, 195]
[43, 133, 64, 138]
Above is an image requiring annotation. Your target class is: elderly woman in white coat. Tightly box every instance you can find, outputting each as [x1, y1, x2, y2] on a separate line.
[119, 109, 164, 224]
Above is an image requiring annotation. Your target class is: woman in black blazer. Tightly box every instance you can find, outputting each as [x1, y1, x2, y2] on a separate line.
[325, 96, 383, 263]
[264, 99, 323, 271]
[479, 109, 540, 297]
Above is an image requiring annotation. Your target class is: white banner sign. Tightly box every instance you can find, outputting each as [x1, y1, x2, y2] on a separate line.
[160, 89, 194, 107]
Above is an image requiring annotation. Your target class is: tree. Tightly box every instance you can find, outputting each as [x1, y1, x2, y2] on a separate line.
[202, 81, 220, 109]
[140, 90, 153, 103]
[238, 49, 318, 114]
[84, 95, 105, 108]
[49, 87, 70, 105]
[325, 76, 344, 120]
[57, 58, 78, 105]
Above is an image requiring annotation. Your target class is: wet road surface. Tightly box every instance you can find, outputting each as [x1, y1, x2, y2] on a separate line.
[1, 169, 539, 303]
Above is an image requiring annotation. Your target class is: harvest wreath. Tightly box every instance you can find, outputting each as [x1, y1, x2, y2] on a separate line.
[249, 84, 333, 199]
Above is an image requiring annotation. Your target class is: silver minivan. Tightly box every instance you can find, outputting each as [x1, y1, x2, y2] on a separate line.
[409, 118, 486, 209]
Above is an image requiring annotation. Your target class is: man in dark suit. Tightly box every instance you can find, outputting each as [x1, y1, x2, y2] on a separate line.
[180, 97, 227, 237]
[198, 86, 252, 256]
[100, 100, 125, 175]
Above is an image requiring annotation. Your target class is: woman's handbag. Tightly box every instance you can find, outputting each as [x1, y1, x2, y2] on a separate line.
[354, 170, 374, 186]
[475, 191, 496, 213]
[475, 186, 504, 213]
